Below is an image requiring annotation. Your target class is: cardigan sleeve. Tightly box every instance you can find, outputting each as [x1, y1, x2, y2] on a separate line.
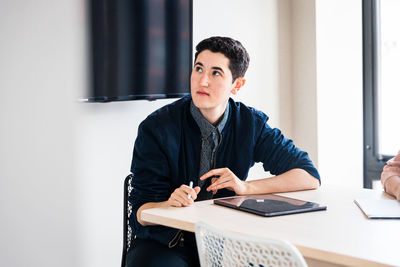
[128, 119, 173, 237]
[253, 118, 320, 182]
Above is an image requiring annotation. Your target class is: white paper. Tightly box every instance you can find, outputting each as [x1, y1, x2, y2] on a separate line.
[354, 198, 400, 219]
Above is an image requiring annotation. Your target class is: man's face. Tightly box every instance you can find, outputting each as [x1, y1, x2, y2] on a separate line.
[191, 50, 238, 112]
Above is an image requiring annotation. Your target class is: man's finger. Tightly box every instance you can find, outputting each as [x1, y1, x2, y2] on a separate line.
[175, 193, 188, 205]
[175, 189, 193, 204]
[199, 170, 217, 180]
[387, 161, 400, 167]
[385, 166, 400, 172]
[207, 179, 231, 191]
[208, 181, 231, 192]
[194, 186, 201, 194]
[180, 184, 194, 193]
[187, 188, 199, 200]
[207, 176, 227, 188]
[209, 180, 218, 194]
[170, 199, 182, 207]
[200, 169, 224, 180]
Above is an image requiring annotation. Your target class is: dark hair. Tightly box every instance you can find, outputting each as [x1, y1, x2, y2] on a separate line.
[194, 36, 250, 82]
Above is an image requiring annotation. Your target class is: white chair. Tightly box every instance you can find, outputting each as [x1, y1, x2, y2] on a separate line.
[195, 221, 308, 267]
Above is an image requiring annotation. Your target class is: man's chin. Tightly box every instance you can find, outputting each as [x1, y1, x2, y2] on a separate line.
[193, 103, 210, 110]
[192, 98, 209, 109]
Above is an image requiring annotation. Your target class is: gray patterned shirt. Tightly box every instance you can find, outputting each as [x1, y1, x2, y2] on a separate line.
[190, 100, 230, 200]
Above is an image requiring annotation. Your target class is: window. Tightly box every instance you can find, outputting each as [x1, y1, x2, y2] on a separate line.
[363, 0, 400, 188]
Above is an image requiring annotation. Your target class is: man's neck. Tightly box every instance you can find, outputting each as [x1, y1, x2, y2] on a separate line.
[199, 102, 228, 126]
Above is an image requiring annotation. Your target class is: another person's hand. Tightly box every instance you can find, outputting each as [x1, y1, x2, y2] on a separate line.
[383, 175, 400, 200]
[167, 184, 201, 207]
[381, 150, 400, 200]
[385, 150, 400, 168]
[200, 168, 248, 195]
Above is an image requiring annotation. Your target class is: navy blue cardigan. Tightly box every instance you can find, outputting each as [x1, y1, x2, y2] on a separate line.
[129, 96, 320, 245]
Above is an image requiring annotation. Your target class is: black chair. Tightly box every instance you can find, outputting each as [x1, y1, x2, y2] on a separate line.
[121, 174, 133, 267]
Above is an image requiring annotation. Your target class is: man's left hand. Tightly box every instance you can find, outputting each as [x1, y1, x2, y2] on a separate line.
[200, 168, 248, 195]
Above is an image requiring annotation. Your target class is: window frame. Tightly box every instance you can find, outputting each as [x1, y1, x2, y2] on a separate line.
[362, 0, 393, 188]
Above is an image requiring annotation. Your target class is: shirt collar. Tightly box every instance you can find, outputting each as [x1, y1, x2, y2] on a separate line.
[190, 100, 230, 137]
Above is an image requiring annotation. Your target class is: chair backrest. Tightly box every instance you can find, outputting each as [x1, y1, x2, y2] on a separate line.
[121, 174, 133, 267]
[195, 221, 308, 267]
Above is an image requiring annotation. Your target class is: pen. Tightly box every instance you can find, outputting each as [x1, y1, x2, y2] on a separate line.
[187, 181, 193, 199]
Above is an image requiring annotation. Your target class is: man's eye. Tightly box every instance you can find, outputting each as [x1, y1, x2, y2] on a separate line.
[196, 67, 203, 72]
[213, 71, 221, 76]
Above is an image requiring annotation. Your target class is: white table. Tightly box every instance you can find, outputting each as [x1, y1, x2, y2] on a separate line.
[141, 185, 399, 267]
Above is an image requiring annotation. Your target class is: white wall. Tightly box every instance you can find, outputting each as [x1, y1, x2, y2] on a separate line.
[290, 0, 318, 166]
[194, 0, 281, 127]
[283, 0, 363, 188]
[0, 0, 363, 266]
[0, 1, 80, 266]
[316, 0, 363, 188]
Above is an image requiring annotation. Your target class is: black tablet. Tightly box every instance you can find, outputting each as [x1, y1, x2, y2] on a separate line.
[213, 194, 327, 217]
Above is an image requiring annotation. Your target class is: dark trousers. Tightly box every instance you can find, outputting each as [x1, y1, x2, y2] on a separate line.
[126, 231, 200, 267]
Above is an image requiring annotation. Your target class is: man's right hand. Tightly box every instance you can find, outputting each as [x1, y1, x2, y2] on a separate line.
[167, 184, 201, 207]
[381, 150, 400, 200]
[137, 184, 201, 226]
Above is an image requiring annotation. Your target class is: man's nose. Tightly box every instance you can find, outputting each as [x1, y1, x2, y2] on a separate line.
[199, 73, 209, 87]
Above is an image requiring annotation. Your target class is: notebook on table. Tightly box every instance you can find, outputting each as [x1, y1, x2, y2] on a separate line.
[213, 194, 327, 217]
[354, 198, 400, 219]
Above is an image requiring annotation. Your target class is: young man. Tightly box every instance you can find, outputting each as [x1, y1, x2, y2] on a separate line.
[126, 37, 320, 267]
[381, 150, 400, 200]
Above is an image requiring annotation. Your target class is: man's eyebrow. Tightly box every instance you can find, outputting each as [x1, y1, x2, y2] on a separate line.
[194, 62, 225, 73]
[211, 66, 224, 73]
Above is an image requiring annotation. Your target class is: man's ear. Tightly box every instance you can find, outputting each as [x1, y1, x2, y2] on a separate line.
[231, 78, 246, 95]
